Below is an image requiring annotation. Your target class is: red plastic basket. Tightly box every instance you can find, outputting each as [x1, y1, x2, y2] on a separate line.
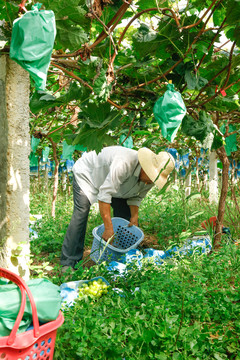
[0, 268, 64, 360]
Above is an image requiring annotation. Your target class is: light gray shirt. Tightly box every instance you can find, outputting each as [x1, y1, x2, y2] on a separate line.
[73, 146, 153, 206]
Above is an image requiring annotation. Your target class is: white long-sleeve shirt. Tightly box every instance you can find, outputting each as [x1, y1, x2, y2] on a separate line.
[73, 146, 153, 206]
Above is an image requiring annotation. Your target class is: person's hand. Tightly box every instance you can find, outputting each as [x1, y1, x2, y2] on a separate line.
[128, 217, 138, 227]
[102, 228, 114, 242]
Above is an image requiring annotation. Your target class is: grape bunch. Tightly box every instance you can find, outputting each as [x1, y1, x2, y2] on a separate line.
[78, 279, 109, 300]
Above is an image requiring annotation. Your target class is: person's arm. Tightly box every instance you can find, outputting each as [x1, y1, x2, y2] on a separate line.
[98, 200, 114, 240]
[129, 205, 139, 226]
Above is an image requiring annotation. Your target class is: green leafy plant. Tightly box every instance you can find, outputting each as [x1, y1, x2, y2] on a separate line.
[29, 176, 240, 359]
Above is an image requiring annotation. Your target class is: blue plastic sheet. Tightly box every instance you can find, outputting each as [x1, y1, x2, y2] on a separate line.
[107, 236, 211, 276]
[60, 236, 212, 305]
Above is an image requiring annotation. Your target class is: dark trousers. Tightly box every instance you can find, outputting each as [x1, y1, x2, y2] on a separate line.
[60, 176, 131, 267]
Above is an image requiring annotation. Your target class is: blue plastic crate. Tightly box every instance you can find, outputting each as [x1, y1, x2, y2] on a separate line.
[90, 217, 144, 264]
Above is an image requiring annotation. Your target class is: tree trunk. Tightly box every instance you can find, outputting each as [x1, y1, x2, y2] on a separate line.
[214, 146, 230, 248]
[0, 56, 30, 278]
[50, 139, 59, 218]
[204, 173, 208, 191]
[62, 173, 67, 191]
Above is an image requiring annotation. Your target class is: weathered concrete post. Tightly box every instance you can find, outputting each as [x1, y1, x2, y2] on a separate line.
[0, 55, 30, 279]
[185, 172, 192, 197]
[209, 151, 219, 204]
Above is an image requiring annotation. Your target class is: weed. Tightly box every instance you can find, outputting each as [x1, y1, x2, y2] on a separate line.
[29, 181, 240, 359]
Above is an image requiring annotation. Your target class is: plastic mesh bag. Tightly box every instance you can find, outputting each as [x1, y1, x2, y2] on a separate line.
[153, 83, 186, 142]
[10, 3, 56, 90]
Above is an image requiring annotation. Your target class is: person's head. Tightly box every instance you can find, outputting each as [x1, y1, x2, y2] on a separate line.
[138, 148, 175, 189]
[139, 168, 153, 185]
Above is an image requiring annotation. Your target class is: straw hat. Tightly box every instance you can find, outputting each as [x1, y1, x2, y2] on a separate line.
[138, 148, 175, 190]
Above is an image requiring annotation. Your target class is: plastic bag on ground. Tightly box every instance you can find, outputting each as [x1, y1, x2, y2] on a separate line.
[9, 3, 56, 90]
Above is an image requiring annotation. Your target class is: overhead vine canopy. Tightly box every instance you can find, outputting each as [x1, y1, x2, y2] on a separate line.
[0, 0, 239, 152]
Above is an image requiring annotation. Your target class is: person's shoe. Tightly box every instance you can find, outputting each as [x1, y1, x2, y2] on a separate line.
[61, 265, 75, 273]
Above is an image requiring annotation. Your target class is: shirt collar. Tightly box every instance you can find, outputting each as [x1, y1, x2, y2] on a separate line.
[134, 163, 154, 189]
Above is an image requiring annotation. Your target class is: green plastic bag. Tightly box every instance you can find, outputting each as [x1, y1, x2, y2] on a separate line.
[42, 146, 50, 162]
[0, 278, 62, 337]
[220, 124, 238, 156]
[153, 83, 186, 142]
[119, 135, 133, 149]
[62, 141, 75, 161]
[10, 3, 56, 90]
[31, 135, 40, 153]
[29, 151, 38, 167]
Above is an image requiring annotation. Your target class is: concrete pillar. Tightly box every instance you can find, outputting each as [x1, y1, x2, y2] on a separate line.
[209, 151, 218, 204]
[62, 173, 67, 191]
[185, 173, 192, 197]
[203, 173, 208, 191]
[0, 56, 30, 279]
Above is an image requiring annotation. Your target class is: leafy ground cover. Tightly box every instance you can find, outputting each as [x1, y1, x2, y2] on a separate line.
[29, 181, 240, 359]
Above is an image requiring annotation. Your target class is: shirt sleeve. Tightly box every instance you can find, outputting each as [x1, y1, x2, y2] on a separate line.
[97, 158, 133, 203]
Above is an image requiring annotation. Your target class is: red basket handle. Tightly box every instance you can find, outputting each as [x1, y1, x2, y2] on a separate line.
[0, 267, 40, 345]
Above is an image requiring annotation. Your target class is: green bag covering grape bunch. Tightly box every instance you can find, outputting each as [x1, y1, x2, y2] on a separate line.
[153, 83, 187, 142]
[10, 3, 56, 90]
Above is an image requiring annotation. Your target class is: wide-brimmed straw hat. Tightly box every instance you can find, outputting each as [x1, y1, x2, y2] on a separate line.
[138, 148, 175, 190]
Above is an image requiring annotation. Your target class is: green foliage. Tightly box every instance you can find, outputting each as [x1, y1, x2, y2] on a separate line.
[184, 71, 208, 91]
[0, 0, 19, 29]
[70, 102, 124, 152]
[53, 243, 240, 359]
[136, 0, 169, 10]
[56, 21, 88, 51]
[29, 179, 102, 254]
[40, 0, 91, 50]
[92, 69, 112, 102]
[2, 0, 239, 150]
[181, 111, 214, 143]
[29, 174, 240, 359]
[206, 94, 240, 112]
[78, 102, 122, 128]
[30, 82, 91, 114]
[72, 124, 115, 153]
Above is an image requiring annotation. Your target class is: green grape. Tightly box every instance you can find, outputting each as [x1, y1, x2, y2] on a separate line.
[78, 279, 109, 301]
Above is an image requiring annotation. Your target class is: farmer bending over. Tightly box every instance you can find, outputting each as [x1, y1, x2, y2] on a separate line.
[61, 146, 175, 272]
